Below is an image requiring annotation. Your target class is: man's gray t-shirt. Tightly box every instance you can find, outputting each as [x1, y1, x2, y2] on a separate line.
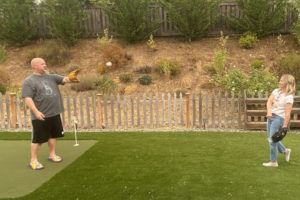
[22, 74, 64, 120]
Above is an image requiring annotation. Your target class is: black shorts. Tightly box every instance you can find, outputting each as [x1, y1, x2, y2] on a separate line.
[31, 115, 64, 143]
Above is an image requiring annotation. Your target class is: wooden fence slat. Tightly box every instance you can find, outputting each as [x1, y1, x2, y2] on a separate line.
[238, 91, 242, 129]
[117, 94, 121, 128]
[137, 94, 141, 127]
[186, 93, 190, 128]
[168, 93, 171, 126]
[79, 92, 84, 128]
[162, 93, 165, 125]
[199, 92, 202, 128]
[16, 93, 22, 129]
[110, 94, 115, 129]
[155, 93, 159, 127]
[231, 91, 235, 129]
[0, 93, 4, 128]
[225, 91, 228, 129]
[73, 93, 77, 125]
[6, 94, 10, 129]
[92, 93, 96, 128]
[124, 94, 128, 129]
[174, 93, 177, 126]
[218, 91, 221, 128]
[86, 93, 91, 129]
[66, 93, 71, 129]
[23, 101, 28, 129]
[10, 93, 17, 128]
[150, 93, 153, 128]
[205, 92, 209, 129]
[130, 94, 134, 126]
[103, 94, 108, 127]
[211, 91, 215, 129]
[180, 93, 184, 125]
[143, 93, 147, 128]
[192, 93, 196, 127]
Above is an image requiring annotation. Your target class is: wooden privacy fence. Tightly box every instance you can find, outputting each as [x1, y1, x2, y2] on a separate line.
[36, 3, 297, 38]
[1, 91, 300, 131]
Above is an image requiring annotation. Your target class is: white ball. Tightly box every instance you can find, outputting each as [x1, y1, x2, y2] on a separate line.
[106, 61, 112, 67]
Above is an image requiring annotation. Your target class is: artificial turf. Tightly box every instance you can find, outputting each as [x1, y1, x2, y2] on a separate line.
[0, 131, 300, 200]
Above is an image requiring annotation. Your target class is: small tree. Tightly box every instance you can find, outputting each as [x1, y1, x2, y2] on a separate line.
[291, 0, 300, 44]
[228, 0, 288, 37]
[98, 0, 160, 43]
[160, 0, 220, 42]
[42, 0, 86, 46]
[0, 0, 37, 46]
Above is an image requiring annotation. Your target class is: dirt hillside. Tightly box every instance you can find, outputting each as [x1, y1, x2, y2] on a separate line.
[1, 34, 299, 94]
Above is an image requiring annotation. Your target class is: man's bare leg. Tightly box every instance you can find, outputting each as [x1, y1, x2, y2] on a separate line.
[48, 138, 57, 158]
[31, 143, 41, 164]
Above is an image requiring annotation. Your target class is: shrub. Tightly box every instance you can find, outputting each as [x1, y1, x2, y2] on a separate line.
[0, 68, 10, 85]
[70, 75, 98, 92]
[26, 40, 71, 66]
[274, 54, 300, 83]
[203, 65, 217, 75]
[239, 32, 258, 49]
[0, 84, 6, 95]
[42, 0, 86, 46]
[0, 0, 37, 46]
[247, 69, 278, 95]
[212, 49, 227, 75]
[213, 68, 248, 95]
[228, 0, 287, 37]
[119, 73, 132, 83]
[135, 66, 152, 74]
[250, 60, 264, 69]
[96, 77, 119, 94]
[175, 89, 187, 98]
[0, 44, 7, 63]
[138, 75, 152, 85]
[291, 1, 300, 44]
[100, 43, 128, 69]
[161, 0, 220, 42]
[97, 28, 113, 46]
[147, 34, 156, 50]
[99, 0, 160, 43]
[156, 60, 180, 76]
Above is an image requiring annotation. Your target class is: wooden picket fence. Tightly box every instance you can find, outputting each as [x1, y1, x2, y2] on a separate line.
[36, 2, 297, 38]
[1, 91, 300, 131]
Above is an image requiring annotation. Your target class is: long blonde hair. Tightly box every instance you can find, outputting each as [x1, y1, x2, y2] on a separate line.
[280, 74, 296, 95]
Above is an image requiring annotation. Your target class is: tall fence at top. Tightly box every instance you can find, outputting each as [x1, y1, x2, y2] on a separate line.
[36, 2, 297, 38]
[1, 91, 300, 131]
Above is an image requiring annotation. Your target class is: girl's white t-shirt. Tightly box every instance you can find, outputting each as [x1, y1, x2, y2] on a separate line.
[271, 88, 294, 118]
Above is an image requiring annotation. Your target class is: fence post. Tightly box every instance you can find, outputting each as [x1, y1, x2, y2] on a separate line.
[186, 93, 190, 128]
[97, 94, 103, 128]
[10, 93, 17, 128]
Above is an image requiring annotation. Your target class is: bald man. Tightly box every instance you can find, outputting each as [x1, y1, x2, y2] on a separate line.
[22, 58, 71, 170]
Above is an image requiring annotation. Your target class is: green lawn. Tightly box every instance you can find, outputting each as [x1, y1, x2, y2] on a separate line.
[0, 131, 300, 200]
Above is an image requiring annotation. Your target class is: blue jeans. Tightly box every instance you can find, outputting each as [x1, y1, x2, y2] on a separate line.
[267, 114, 286, 162]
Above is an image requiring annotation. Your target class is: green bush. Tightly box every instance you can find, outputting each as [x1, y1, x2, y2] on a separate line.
[156, 60, 180, 76]
[26, 40, 71, 66]
[119, 73, 132, 83]
[250, 60, 264, 69]
[135, 66, 152, 74]
[212, 49, 227, 75]
[0, 84, 6, 95]
[247, 69, 278, 95]
[228, 0, 287, 37]
[99, 0, 160, 43]
[70, 75, 98, 92]
[42, 0, 86, 46]
[0, 44, 7, 63]
[175, 89, 187, 98]
[213, 68, 248, 94]
[138, 75, 152, 85]
[0, 0, 37, 46]
[96, 77, 119, 94]
[274, 54, 300, 84]
[161, 0, 220, 42]
[239, 32, 258, 49]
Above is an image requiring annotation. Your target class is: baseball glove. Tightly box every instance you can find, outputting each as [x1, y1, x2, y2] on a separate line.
[272, 127, 288, 143]
[68, 69, 80, 83]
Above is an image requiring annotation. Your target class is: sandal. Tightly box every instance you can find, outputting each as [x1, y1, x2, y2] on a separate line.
[48, 155, 62, 163]
[29, 162, 44, 170]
